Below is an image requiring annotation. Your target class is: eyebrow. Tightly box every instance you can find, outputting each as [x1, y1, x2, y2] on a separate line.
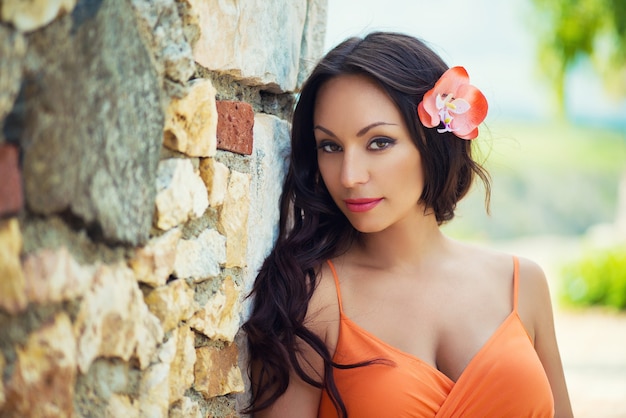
[313, 122, 397, 139]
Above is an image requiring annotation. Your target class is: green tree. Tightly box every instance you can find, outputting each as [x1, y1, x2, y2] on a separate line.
[530, 0, 626, 112]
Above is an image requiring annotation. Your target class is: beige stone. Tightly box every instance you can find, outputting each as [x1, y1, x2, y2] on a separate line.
[105, 394, 139, 418]
[297, 0, 328, 88]
[190, 0, 307, 92]
[169, 325, 196, 403]
[0, 218, 27, 313]
[218, 170, 251, 268]
[145, 278, 196, 333]
[164, 78, 218, 157]
[74, 263, 164, 372]
[169, 396, 202, 418]
[4, 313, 76, 417]
[245, 114, 291, 316]
[22, 246, 97, 305]
[189, 276, 241, 342]
[199, 157, 230, 207]
[173, 228, 226, 282]
[138, 337, 175, 418]
[1, 0, 76, 32]
[129, 228, 182, 287]
[0, 351, 5, 409]
[194, 343, 244, 399]
[0, 25, 26, 122]
[155, 158, 209, 231]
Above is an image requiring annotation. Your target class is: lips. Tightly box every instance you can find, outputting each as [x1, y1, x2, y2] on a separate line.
[344, 198, 383, 213]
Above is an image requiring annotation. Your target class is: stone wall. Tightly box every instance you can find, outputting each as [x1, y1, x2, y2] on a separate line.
[0, 0, 327, 417]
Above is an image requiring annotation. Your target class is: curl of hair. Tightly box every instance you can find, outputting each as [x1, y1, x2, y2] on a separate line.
[242, 31, 491, 417]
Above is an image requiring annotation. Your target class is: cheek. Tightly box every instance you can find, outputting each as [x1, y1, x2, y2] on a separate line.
[317, 156, 337, 182]
[389, 153, 423, 182]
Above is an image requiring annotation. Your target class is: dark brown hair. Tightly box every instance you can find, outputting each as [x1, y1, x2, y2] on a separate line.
[242, 31, 490, 417]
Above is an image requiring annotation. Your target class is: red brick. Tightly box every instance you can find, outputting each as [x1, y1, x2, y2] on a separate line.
[0, 143, 23, 217]
[216, 101, 254, 155]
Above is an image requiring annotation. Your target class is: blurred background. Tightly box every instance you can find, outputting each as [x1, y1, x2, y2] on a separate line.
[325, 0, 626, 416]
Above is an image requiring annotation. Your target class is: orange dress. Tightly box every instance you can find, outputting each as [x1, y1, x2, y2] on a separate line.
[318, 257, 554, 417]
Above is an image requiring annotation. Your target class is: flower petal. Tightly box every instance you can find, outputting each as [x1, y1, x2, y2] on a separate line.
[450, 84, 488, 138]
[417, 65, 488, 140]
[449, 98, 471, 114]
[455, 127, 480, 140]
[417, 100, 439, 128]
[433, 66, 470, 96]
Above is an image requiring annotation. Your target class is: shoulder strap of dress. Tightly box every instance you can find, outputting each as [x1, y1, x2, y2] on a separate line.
[512, 255, 520, 311]
[326, 259, 344, 314]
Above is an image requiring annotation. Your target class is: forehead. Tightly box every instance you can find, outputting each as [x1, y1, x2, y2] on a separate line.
[313, 74, 403, 127]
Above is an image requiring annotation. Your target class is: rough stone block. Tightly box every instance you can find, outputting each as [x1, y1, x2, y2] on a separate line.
[22, 246, 97, 306]
[0, 352, 5, 409]
[21, 0, 163, 245]
[145, 278, 196, 333]
[297, 0, 328, 88]
[0, 143, 23, 217]
[0, 218, 27, 314]
[168, 325, 196, 403]
[4, 313, 76, 418]
[155, 158, 209, 231]
[216, 101, 255, 155]
[189, 276, 241, 342]
[173, 228, 225, 282]
[129, 227, 182, 287]
[138, 338, 175, 418]
[129, 0, 195, 94]
[169, 396, 202, 418]
[245, 114, 291, 315]
[105, 394, 139, 418]
[194, 343, 244, 399]
[218, 170, 251, 268]
[74, 263, 164, 373]
[190, 0, 307, 92]
[163, 78, 218, 157]
[0, 25, 26, 122]
[0, 0, 77, 32]
[199, 157, 230, 208]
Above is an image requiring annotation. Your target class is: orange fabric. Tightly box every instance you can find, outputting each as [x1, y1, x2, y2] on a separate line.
[318, 257, 555, 417]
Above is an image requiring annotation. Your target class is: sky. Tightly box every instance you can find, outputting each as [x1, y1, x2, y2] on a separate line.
[324, 0, 626, 129]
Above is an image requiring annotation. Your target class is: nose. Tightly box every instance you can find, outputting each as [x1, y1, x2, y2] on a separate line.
[340, 149, 369, 188]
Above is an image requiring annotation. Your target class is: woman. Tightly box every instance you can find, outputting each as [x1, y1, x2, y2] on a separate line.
[243, 32, 573, 417]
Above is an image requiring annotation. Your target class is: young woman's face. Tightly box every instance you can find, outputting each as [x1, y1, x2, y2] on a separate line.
[313, 74, 426, 233]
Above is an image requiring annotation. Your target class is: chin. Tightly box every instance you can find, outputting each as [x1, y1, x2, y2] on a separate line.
[348, 221, 388, 234]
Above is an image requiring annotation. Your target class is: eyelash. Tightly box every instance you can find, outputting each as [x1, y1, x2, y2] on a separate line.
[316, 141, 342, 153]
[369, 137, 395, 150]
[316, 137, 396, 153]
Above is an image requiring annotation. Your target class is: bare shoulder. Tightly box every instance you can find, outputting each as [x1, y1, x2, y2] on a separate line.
[516, 256, 554, 342]
[447, 239, 519, 278]
[515, 257, 574, 417]
[448, 240, 552, 318]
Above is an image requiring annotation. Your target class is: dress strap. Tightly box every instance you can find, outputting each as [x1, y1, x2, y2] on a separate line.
[512, 256, 520, 311]
[326, 259, 344, 314]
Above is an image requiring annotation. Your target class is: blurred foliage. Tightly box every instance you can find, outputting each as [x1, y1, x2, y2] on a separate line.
[560, 245, 626, 310]
[530, 0, 626, 110]
[444, 121, 626, 240]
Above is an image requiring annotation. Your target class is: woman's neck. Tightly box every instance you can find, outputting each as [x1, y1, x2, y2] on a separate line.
[352, 211, 450, 272]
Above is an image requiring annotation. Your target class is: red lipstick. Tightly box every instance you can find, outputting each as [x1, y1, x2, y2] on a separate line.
[344, 198, 383, 213]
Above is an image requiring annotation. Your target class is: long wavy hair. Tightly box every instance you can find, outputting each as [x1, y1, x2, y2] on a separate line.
[242, 31, 491, 417]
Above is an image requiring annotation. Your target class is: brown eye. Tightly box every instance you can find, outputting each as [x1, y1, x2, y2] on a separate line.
[369, 137, 395, 150]
[317, 141, 342, 153]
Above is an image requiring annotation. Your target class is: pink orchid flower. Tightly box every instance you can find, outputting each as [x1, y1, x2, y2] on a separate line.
[417, 66, 488, 140]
